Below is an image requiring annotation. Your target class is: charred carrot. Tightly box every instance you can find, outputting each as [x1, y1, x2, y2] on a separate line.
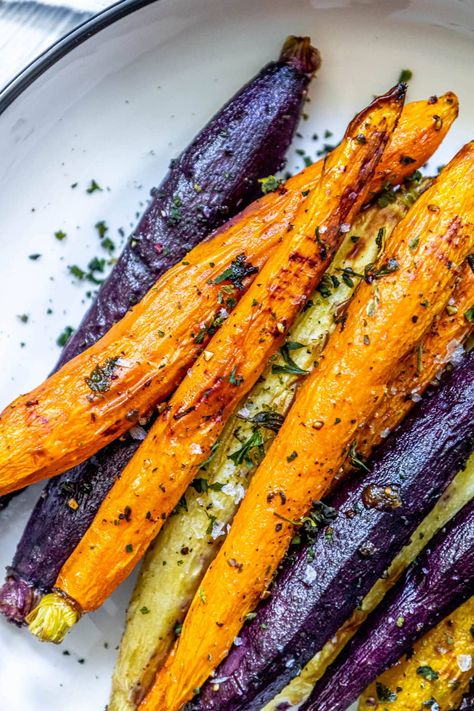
[0, 94, 457, 496]
[140, 142, 474, 711]
[26, 86, 405, 642]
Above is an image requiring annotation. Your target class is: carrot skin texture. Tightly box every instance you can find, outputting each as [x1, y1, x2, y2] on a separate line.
[0, 97, 457, 626]
[359, 596, 474, 711]
[0, 94, 456, 499]
[48, 87, 404, 612]
[194, 333, 474, 711]
[303, 489, 474, 711]
[353, 260, 474, 464]
[0, 38, 319, 512]
[142, 142, 474, 711]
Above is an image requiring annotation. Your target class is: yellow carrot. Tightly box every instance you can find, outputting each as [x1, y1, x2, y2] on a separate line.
[142, 141, 474, 711]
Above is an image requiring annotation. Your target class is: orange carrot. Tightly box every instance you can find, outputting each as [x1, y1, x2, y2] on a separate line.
[141, 142, 474, 711]
[26, 87, 405, 643]
[0, 93, 457, 496]
[354, 261, 474, 464]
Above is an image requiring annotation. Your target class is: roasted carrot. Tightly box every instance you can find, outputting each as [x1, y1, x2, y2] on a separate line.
[0, 93, 457, 496]
[266, 277, 474, 710]
[268, 454, 474, 710]
[109, 181, 429, 711]
[26, 87, 405, 642]
[140, 142, 474, 711]
[352, 261, 474, 465]
[359, 596, 474, 711]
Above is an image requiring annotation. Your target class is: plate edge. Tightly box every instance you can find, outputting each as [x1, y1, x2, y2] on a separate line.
[0, 0, 159, 116]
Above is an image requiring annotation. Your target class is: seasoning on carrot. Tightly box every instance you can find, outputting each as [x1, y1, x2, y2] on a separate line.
[352, 259, 474, 466]
[139, 141, 474, 711]
[26, 85, 406, 643]
[108, 178, 427, 711]
[0, 93, 457, 497]
[359, 596, 474, 711]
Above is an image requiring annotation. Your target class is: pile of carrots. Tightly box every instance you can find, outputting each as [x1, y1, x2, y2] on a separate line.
[0, 48, 473, 711]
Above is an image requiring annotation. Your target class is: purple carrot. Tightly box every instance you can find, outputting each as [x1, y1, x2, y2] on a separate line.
[193, 347, 474, 710]
[0, 36, 320, 623]
[302, 494, 474, 711]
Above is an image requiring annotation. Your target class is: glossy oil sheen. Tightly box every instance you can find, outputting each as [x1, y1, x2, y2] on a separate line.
[303, 478, 474, 711]
[193, 349, 474, 710]
[0, 44, 311, 623]
[0, 1, 472, 709]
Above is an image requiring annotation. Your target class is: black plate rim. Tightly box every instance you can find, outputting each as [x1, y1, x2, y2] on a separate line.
[0, 0, 158, 116]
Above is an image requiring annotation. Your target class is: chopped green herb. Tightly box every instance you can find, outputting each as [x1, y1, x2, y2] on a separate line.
[17, 314, 29, 323]
[417, 665, 439, 682]
[101, 236, 115, 252]
[349, 441, 370, 472]
[229, 428, 265, 466]
[287, 450, 298, 463]
[272, 341, 308, 376]
[85, 357, 120, 393]
[140, 606, 150, 615]
[229, 367, 244, 386]
[258, 175, 282, 194]
[86, 179, 102, 194]
[291, 501, 338, 547]
[210, 254, 258, 290]
[365, 257, 399, 282]
[409, 236, 420, 251]
[398, 68, 413, 83]
[95, 220, 108, 240]
[377, 182, 397, 208]
[465, 306, 474, 322]
[88, 256, 106, 274]
[376, 681, 398, 702]
[237, 409, 284, 433]
[172, 495, 188, 514]
[200, 441, 221, 470]
[205, 512, 217, 536]
[29, 253, 41, 260]
[55, 230, 67, 241]
[125, 544, 133, 553]
[57, 326, 74, 347]
[317, 273, 334, 298]
[375, 226, 386, 253]
[190, 478, 224, 494]
[173, 621, 183, 637]
[68, 264, 85, 280]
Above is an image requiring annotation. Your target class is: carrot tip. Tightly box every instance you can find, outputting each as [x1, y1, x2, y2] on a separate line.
[26, 592, 79, 644]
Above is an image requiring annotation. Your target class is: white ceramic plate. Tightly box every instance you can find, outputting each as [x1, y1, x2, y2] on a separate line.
[0, 1, 473, 709]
